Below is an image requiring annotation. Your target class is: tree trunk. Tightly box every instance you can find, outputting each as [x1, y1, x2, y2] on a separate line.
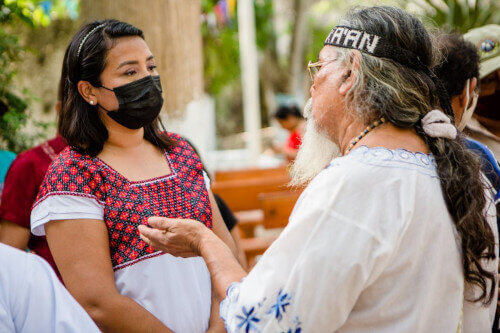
[80, 0, 204, 117]
[288, 0, 312, 102]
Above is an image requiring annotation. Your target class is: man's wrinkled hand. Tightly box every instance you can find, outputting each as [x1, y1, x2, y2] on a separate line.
[138, 217, 208, 258]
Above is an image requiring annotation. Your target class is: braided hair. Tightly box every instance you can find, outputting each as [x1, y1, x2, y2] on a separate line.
[336, 6, 496, 304]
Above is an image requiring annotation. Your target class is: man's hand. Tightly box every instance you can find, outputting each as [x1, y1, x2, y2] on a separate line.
[138, 217, 211, 258]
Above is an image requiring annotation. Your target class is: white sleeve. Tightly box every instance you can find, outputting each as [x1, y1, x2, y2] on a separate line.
[0, 293, 15, 332]
[202, 170, 211, 190]
[17, 254, 99, 332]
[220, 166, 397, 332]
[0, 244, 99, 332]
[31, 194, 104, 236]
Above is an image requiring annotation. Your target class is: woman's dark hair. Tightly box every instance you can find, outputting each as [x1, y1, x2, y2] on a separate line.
[274, 105, 303, 120]
[59, 19, 175, 156]
[433, 32, 480, 98]
[339, 7, 496, 304]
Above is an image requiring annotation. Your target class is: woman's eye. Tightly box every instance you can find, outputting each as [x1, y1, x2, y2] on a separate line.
[125, 70, 136, 76]
[148, 65, 157, 71]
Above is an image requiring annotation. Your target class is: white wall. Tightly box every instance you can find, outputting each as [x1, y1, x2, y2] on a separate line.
[163, 94, 216, 166]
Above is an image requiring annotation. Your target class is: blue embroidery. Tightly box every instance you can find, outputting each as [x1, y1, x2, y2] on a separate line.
[284, 329, 301, 333]
[221, 283, 300, 332]
[282, 316, 302, 333]
[327, 146, 438, 178]
[236, 306, 260, 333]
[268, 290, 291, 321]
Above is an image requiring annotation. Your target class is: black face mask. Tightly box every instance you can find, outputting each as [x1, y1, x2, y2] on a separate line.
[98, 75, 163, 129]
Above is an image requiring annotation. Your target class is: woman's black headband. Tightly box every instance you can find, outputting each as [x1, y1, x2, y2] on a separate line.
[324, 26, 454, 120]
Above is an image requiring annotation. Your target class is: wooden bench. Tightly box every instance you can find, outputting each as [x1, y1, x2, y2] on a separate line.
[240, 236, 277, 268]
[214, 166, 289, 182]
[258, 190, 302, 229]
[211, 169, 296, 267]
[234, 209, 264, 238]
[211, 176, 291, 212]
[237, 191, 302, 267]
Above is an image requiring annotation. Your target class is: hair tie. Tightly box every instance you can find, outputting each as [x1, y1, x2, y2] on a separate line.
[421, 110, 457, 140]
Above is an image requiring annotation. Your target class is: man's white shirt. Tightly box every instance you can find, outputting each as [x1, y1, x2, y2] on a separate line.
[221, 146, 498, 332]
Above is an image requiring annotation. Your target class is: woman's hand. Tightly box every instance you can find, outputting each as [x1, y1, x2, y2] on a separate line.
[138, 217, 211, 258]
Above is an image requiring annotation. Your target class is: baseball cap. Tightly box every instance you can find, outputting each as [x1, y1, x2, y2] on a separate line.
[464, 24, 500, 79]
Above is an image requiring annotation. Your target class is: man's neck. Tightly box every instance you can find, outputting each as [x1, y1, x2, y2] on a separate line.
[337, 120, 365, 155]
[474, 115, 500, 138]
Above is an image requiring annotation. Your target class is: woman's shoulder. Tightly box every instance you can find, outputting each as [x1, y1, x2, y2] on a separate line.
[161, 131, 184, 142]
[35, 146, 104, 206]
[161, 132, 197, 153]
[46, 146, 100, 180]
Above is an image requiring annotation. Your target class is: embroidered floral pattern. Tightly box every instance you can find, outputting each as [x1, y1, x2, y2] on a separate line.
[220, 282, 301, 332]
[327, 146, 438, 178]
[268, 290, 290, 321]
[34, 133, 212, 269]
[237, 306, 260, 332]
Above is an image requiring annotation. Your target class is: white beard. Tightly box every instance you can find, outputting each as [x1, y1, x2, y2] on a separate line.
[290, 99, 339, 187]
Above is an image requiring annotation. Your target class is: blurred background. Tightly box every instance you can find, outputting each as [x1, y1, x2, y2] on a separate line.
[1, 0, 499, 171]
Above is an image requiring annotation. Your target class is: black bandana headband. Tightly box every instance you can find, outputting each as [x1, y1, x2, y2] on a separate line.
[324, 26, 454, 120]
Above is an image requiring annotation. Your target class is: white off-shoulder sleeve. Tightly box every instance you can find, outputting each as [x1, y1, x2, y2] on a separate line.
[31, 194, 104, 236]
[202, 170, 211, 189]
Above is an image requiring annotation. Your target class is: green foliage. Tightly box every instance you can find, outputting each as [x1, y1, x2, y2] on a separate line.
[254, 0, 275, 52]
[306, 26, 332, 63]
[401, 0, 500, 33]
[0, 0, 78, 153]
[202, 23, 240, 95]
[201, 0, 275, 95]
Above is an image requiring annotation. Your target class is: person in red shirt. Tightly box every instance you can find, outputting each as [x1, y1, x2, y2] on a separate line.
[273, 104, 305, 161]
[0, 88, 67, 278]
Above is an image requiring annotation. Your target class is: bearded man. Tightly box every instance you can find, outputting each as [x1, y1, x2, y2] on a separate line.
[139, 6, 498, 332]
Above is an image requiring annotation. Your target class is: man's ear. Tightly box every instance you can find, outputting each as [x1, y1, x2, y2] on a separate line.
[77, 80, 98, 105]
[339, 51, 360, 96]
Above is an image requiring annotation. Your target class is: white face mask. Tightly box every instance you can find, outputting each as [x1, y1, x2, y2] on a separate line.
[457, 79, 478, 131]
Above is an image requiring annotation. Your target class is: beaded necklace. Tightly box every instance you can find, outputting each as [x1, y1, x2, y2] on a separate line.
[345, 117, 386, 154]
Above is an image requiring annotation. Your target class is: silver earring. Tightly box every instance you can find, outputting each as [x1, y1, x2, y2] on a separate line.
[90, 100, 94, 105]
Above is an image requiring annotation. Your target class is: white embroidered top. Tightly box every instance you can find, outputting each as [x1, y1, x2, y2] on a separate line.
[30, 135, 213, 333]
[220, 146, 498, 332]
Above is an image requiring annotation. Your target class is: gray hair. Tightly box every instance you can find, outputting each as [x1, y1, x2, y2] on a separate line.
[336, 6, 441, 127]
[334, 6, 496, 304]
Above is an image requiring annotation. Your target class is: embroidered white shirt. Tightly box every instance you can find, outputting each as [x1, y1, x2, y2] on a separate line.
[220, 146, 498, 332]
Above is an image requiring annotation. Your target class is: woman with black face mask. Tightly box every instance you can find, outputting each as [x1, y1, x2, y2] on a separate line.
[29, 20, 237, 332]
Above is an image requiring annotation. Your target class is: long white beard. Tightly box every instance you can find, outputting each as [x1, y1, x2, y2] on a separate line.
[290, 99, 339, 187]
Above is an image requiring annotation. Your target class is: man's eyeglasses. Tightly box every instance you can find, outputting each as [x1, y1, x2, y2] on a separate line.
[307, 59, 337, 82]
